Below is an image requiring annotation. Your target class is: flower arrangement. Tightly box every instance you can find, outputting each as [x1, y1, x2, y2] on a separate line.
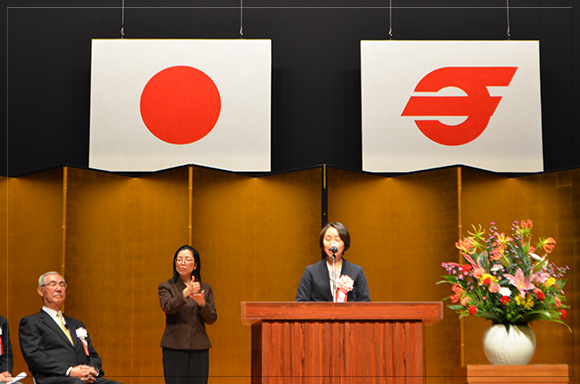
[439, 220, 570, 331]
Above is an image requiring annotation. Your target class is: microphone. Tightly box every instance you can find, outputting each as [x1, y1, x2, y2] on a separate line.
[329, 244, 338, 302]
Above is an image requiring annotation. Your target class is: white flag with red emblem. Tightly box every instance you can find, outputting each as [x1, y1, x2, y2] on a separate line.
[89, 39, 271, 172]
[361, 40, 543, 173]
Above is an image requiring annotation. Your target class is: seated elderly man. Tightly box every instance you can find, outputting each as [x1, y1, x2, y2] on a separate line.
[19, 272, 123, 384]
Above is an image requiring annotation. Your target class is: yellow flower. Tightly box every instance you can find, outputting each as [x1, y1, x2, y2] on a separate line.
[545, 277, 556, 287]
[478, 273, 498, 286]
[524, 295, 534, 310]
[514, 295, 526, 306]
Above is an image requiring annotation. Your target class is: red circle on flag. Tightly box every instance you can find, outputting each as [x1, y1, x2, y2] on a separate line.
[140, 66, 221, 145]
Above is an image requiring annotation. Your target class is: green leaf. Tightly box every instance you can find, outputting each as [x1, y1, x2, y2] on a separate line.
[501, 255, 510, 268]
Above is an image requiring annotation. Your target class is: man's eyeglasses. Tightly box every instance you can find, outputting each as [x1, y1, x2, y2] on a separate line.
[41, 281, 68, 289]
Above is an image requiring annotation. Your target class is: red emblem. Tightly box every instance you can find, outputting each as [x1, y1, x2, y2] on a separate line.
[401, 67, 517, 146]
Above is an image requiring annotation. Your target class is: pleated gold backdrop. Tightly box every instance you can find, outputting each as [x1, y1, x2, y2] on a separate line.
[1, 166, 578, 384]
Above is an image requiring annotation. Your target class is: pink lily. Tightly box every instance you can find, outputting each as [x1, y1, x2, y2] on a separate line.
[504, 268, 535, 298]
[531, 271, 550, 284]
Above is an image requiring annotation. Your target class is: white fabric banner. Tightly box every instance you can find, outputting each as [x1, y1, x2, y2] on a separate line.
[89, 39, 271, 172]
[361, 41, 543, 173]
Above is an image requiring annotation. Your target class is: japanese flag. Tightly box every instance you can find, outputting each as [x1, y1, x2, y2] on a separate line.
[362, 40, 543, 173]
[89, 39, 271, 172]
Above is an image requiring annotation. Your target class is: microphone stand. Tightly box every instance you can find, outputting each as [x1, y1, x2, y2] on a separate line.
[332, 251, 337, 303]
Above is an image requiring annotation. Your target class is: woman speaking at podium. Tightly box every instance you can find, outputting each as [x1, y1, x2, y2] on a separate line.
[295, 222, 371, 302]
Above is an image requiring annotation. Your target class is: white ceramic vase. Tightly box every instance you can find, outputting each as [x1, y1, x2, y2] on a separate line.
[482, 324, 537, 365]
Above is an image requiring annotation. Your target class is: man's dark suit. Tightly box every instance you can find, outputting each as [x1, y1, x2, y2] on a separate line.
[19, 310, 120, 384]
[295, 259, 371, 302]
[0, 315, 13, 375]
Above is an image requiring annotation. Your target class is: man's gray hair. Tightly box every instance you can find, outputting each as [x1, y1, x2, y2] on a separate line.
[38, 271, 65, 287]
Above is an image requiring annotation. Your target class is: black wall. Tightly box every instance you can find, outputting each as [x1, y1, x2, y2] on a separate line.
[2, 0, 578, 176]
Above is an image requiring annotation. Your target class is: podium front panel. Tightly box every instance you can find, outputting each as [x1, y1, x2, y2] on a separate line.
[242, 302, 443, 384]
[253, 320, 424, 384]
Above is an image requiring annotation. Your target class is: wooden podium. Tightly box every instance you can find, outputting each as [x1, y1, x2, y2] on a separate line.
[454, 365, 569, 384]
[241, 302, 443, 383]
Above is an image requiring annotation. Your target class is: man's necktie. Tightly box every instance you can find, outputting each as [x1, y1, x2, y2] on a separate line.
[57, 312, 74, 345]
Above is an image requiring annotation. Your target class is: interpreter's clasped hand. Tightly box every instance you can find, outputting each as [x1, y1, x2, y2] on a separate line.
[192, 289, 206, 308]
[183, 276, 201, 300]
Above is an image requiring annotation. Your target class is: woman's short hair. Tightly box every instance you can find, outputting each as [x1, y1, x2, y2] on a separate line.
[319, 222, 351, 251]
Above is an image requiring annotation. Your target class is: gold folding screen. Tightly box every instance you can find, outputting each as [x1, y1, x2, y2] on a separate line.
[189, 167, 323, 383]
[326, 167, 462, 384]
[460, 168, 577, 368]
[2, 166, 578, 384]
[3, 169, 65, 383]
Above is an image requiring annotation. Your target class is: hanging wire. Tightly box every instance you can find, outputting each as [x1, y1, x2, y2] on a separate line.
[239, 0, 244, 38]
[388, 0, 393, 39]
[506, 0, 511, 40]
[120, 0, 125, 38]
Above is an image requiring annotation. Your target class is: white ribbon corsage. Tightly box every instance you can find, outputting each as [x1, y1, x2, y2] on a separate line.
[76, 327, 89, 356]
[336, 275, 354, 303]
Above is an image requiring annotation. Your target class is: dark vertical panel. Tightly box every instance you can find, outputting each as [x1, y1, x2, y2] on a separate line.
[0, 177, 7, 315]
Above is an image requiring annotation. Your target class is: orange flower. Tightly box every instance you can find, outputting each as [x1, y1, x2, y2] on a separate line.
[451, 283, 463, 294]
[537, 237, 556, 254]
[495, 232, 512, 245]
[488, 282, 501, 293]
[517, 219, 533, 237]
[472, 267, 485, 279]
[490, 247, 504, 261]
[456, 237, 476, 254]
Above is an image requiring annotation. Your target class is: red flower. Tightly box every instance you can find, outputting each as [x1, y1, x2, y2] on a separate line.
[500, 296, 510, 305]
[483, 277, 491, 285]
[461, 264, 472, 273]
[533, 288, 545, 300]
[468, 305, 478, 316]
[561, 309, 567, 320]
